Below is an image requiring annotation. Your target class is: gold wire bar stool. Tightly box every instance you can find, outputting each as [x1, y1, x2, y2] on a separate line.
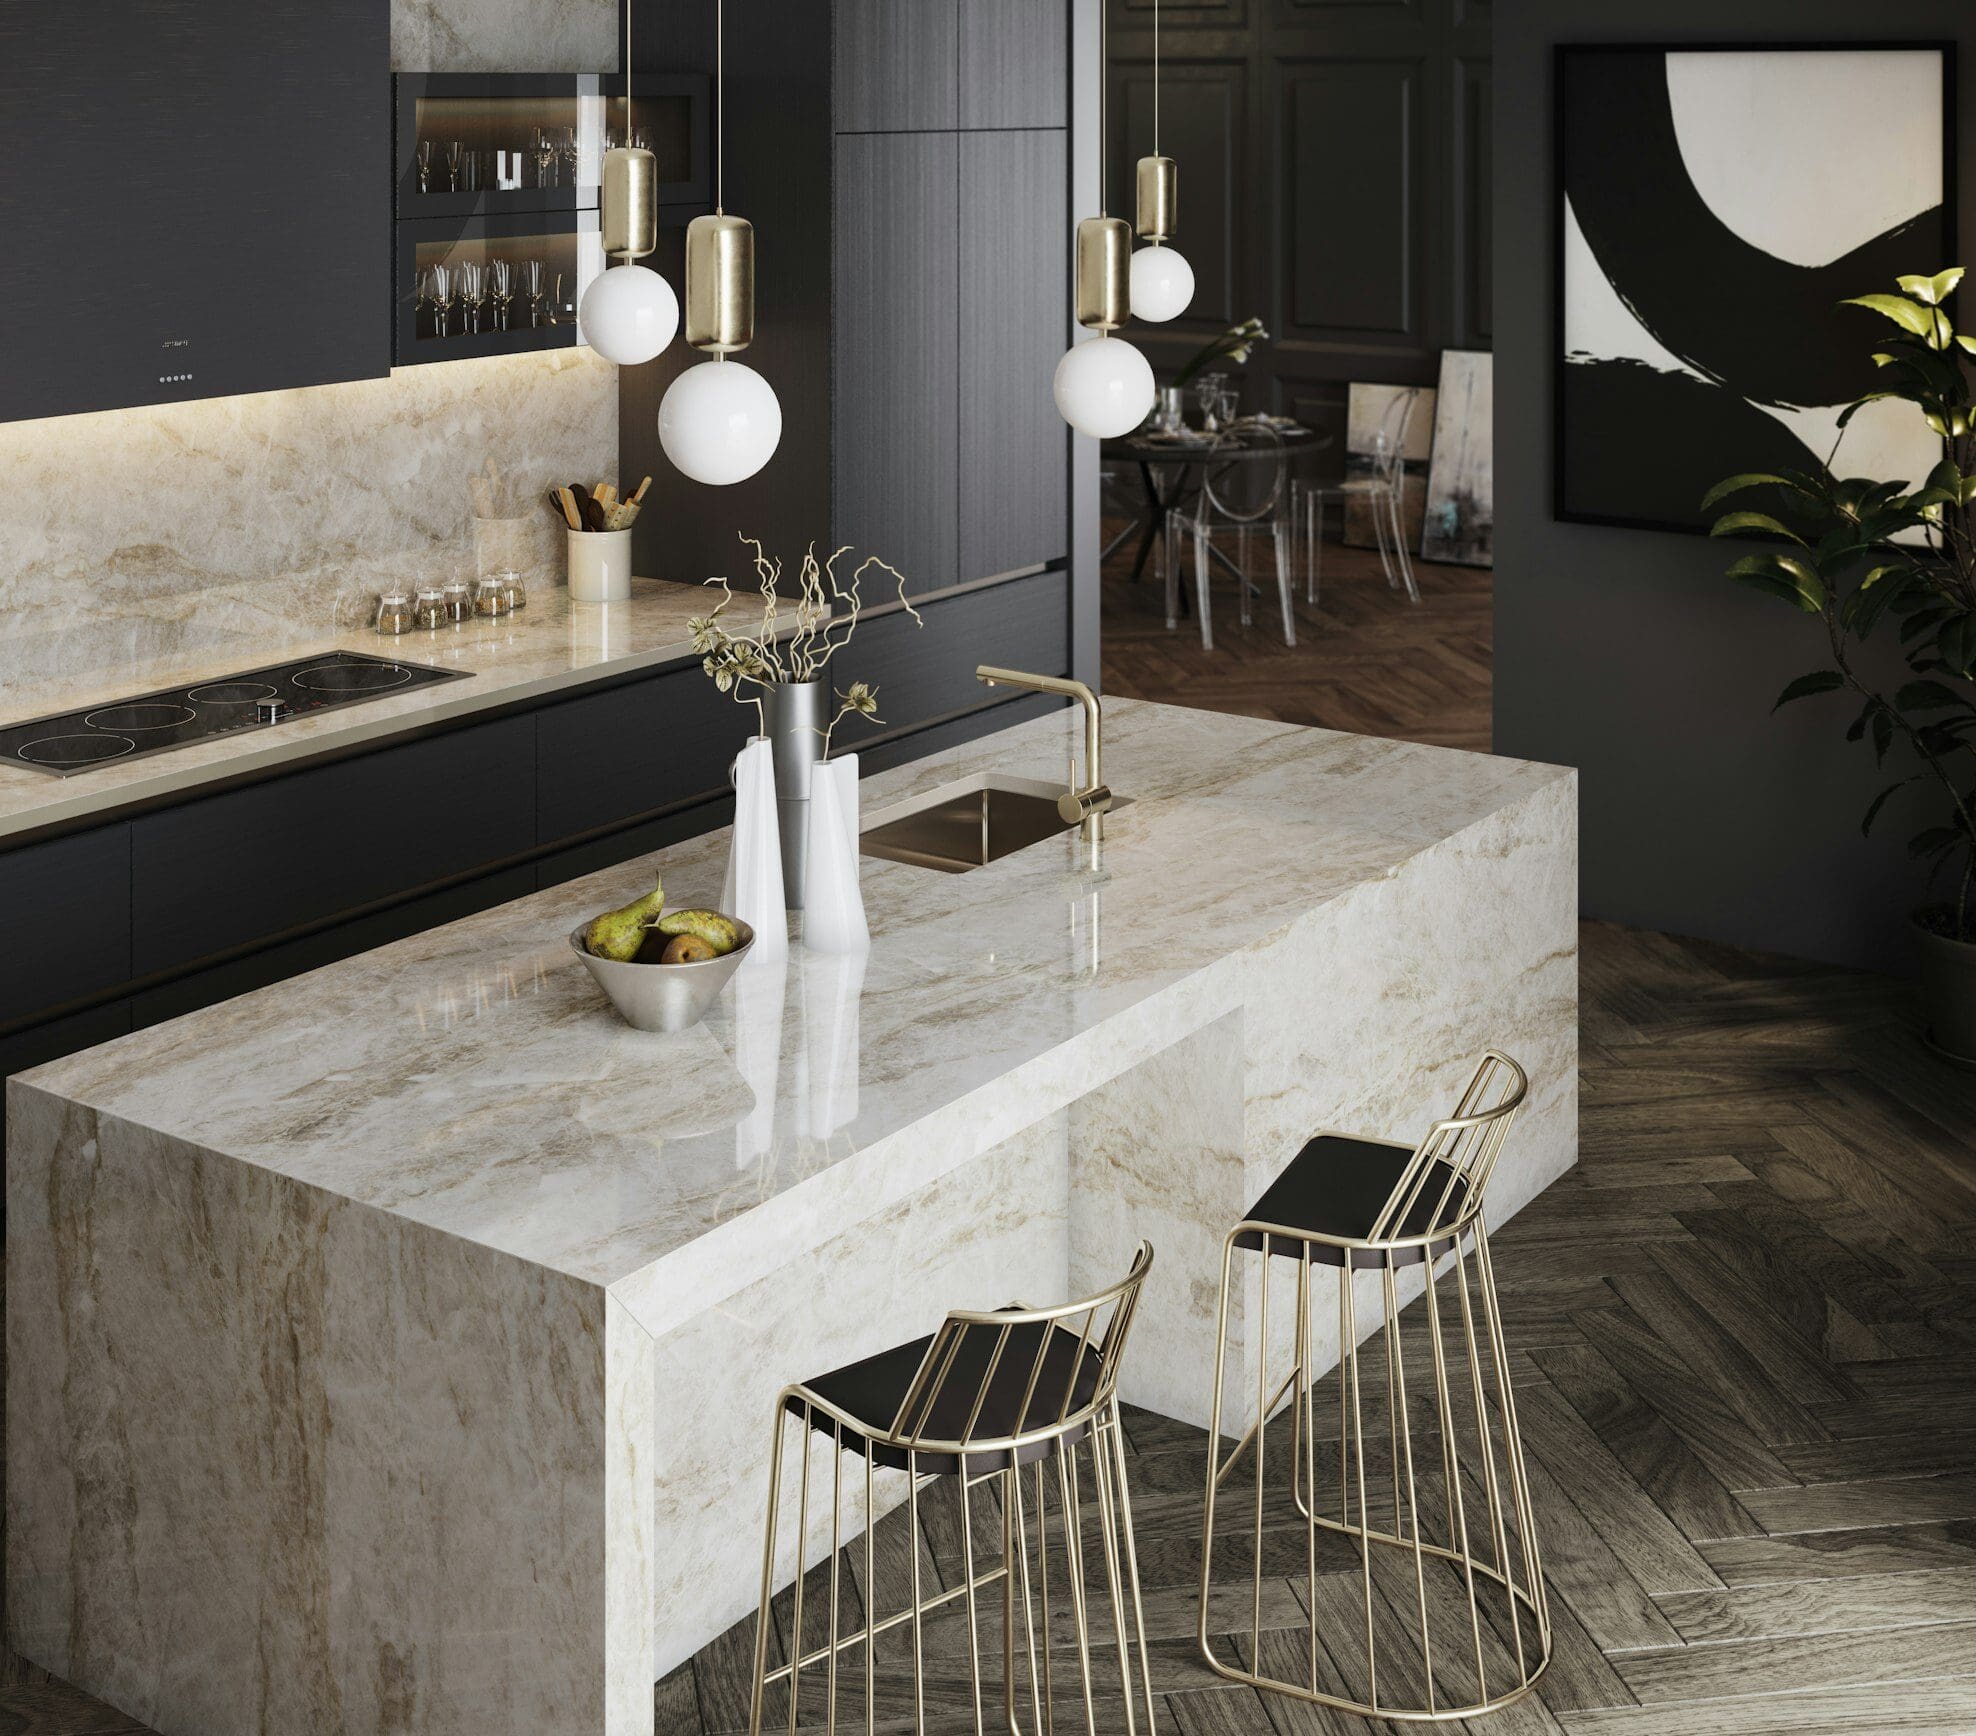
[1198, 1053, 1550, 1722]
[747, 1243, 1159, 1736]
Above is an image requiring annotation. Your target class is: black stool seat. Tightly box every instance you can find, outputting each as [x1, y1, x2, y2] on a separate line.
[789, 1317, 1105, 1474]
[1233, 1134, 1472, 1267]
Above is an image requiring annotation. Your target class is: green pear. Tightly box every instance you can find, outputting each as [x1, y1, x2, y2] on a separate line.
[655, 908, 741, 955]
[584, 874, 665, 962]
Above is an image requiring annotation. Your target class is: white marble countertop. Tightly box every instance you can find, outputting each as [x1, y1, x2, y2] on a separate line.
[19, 700, 1574, 1326]
[0, 577, 721, 840]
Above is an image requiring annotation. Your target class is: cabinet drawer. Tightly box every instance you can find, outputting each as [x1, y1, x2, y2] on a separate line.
[535, 663, 738, 845]
[132, 717, 535, 973]
[0, 825, 131, 1028]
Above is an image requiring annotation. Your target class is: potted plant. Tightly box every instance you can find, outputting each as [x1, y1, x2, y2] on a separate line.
[1707, 267, 1976, 1060]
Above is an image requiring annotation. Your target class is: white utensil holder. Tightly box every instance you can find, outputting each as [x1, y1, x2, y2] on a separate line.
[802, 753, 868, 954]
[567, 527, 632, 602]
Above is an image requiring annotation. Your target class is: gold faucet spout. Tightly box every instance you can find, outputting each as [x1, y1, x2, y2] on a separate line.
[975, 665, 1110, 839]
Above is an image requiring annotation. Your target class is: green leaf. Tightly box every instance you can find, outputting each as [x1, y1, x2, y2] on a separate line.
[1847, 564, 1917, 638]
[1698, 472, 1815, 512]
[1932, 267, 1966, 301]
[1837, 392, 1901, 428]
[1958, 333, 1976, 355]
[1862, 778, 1920, 836]
[1709, 511, 1807, 544]
[1897, 679, 1963, 712]
[1940, 614, 1976, 678]
[1843, 293, 1937, 336]
[1772, 670, 1844, 711]
[1726, 553, 1827, 613]
[1898, 270, 1965, 305]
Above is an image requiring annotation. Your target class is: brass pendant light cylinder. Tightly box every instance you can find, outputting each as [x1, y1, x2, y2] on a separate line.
[1135, 155, 1177, 243]
[685, 211, 755, 353]
[1075, 216, 1131, 333]
[601, 146, 659, 261]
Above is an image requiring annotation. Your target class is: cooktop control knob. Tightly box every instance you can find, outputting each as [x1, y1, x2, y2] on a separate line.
[257, 698, 291, 725]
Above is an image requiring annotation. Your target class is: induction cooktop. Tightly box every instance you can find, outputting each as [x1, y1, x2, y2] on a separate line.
[0, 650, 472, 778]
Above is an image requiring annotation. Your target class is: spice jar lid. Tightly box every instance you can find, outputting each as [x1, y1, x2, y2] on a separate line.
[441, 579, 469, 595]
[378, 588, 412, 604]
[415, 584, 445, 600]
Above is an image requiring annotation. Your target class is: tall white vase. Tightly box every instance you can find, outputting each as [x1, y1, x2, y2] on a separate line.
[802, 753, 868, 954]
[722, 737, 787, 963]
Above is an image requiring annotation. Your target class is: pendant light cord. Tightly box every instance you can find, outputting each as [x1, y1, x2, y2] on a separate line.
[713, 0, 727, 362]
[1098, 0, 1107, 216]
[1153, 0, 1159, 156]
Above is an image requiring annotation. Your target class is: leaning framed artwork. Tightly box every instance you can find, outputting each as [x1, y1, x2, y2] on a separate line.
[1555, 42, 1956, 535]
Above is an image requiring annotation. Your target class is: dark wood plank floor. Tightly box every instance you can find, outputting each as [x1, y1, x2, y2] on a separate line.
[7, 925, 1974, 1734]
[1100, 524, 1493, 753]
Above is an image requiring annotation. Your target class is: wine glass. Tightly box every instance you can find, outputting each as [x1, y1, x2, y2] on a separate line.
[444, 140, 463, 192]
[1194, 371, 1228, 434]
[490, 260, 514, 333]
[558, 125, 579, 185]
[427, 264, 454, 339]
[415, 139, 434, 194]
[521, 258, 546, 328]
[533, 128, 557, 189]
[459, 261, 486, 335]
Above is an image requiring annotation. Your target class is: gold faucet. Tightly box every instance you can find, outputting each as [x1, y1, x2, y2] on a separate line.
[975, 666, 1113, 840]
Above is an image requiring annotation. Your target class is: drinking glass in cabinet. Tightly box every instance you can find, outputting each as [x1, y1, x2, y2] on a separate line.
[459, 262, 486, 334]
[416, 139, 434, 193]
[522, 259, 546, 327]
[444, 139, 464, 192]
[490, 260, 515, 332]
[427, 264, 454, 338]
[533, 128, 557, 188]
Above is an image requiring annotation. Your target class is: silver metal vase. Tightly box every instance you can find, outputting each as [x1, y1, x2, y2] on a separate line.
[761, 678, 825, 907]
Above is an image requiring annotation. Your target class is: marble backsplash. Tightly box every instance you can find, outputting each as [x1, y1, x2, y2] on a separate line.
[0, 0, 619, 698]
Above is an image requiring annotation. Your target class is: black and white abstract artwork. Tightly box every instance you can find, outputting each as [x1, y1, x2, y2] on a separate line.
[1558, 44, 1954, 535]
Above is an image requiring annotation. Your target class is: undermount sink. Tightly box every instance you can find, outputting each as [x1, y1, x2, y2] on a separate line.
[860, 775, 1131, 874]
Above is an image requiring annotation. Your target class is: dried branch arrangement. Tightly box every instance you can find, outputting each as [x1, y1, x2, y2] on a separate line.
[690, 534, 923, 748]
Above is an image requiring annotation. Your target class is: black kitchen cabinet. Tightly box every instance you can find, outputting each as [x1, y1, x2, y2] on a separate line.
[960, 129, 1069, 583]
[131, 716, 535, 972]
[832, 131, 961, 596]
[0, 0, 389, 424]
[0, 825, 131, 1028]
[534, 663, 739, 845]
[833, 0, 959, 132]
[960, 0, 1067, 129]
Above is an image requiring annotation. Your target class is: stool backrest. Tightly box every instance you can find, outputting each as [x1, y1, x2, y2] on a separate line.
[1368, 1050, 1527, 1246]
[884, 1241, 1155, 1455]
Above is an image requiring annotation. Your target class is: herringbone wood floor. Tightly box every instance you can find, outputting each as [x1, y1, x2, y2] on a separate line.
[8, 925, 1976, 1734]
[1100, 527, 1493, 753]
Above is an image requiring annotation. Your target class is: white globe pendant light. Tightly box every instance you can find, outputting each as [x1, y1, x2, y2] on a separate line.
[659, 357, 783, 485]
[581, 262, 678, 364]
[1054, 335, 1156, 440]
[659, 0, 782, 485]
[1129, 242, 1194, 323]
[580, 4, 679, 366]
[1057, 0, 1155, 437]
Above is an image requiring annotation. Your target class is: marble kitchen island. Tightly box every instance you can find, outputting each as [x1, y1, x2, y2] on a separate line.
[7, 699, 1577, 1736]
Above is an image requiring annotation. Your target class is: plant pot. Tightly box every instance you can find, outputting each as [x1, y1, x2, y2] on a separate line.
[1913, 907, 1976, 1065]
[761, 678, 826, 908]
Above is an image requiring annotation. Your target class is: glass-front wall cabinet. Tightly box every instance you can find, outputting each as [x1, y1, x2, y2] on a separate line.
[392, 73, 708, 363]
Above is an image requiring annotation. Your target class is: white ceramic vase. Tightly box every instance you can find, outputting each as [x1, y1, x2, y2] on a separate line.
[721, 737, 787, 963]
[802, 753, 867, 954]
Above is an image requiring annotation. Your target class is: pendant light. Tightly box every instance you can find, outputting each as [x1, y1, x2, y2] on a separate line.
[658, 0, 783, 485]
[579, 2, 680, 365]
[1055, 0, 1156, 439]
[1129, 0, 1194, 322]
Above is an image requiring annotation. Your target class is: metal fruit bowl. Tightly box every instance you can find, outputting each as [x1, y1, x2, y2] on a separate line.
[569, 917, 756, 1033]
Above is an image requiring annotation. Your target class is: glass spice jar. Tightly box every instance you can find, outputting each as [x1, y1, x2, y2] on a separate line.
[500, 570, 527, 612]
[441, 580, 472, 623]
[413, 585, 447, 631]
[473, 575, 511, 618]
[374, 590, 414, 635]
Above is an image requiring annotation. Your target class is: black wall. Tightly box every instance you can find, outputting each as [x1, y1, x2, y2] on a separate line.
[1106, 0, 1491, 454]
[1494, 3, 1976, 973]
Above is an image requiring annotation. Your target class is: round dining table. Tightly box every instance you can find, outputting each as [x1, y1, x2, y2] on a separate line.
[1100, 423, 1328, 588]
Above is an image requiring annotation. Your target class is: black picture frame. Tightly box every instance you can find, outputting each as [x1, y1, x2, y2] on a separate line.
[1552, 41, 1958, 537]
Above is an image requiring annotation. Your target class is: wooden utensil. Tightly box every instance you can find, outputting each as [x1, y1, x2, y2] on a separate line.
[583, 493, 608, 532]
[630, 475, 652, 506]
[554, 486, 583, 531]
